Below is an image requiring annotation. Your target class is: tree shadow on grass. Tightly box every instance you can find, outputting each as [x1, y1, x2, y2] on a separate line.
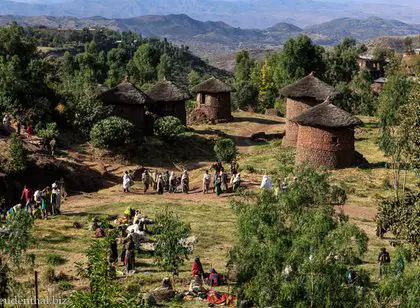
[233, 116, 284, 125]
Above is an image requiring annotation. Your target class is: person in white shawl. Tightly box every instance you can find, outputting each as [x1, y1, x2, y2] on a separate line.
[123, 171, 131, 193]
[260, 175, 273, 190]
[169, 171, 176, 193]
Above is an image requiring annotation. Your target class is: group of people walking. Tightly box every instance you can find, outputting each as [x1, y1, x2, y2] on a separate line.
[12, 180, 66, 219]
[202, 161, 241, 196]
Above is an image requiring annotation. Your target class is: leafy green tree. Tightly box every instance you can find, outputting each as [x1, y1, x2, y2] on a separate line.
[214, 138, 238, 163]
[233, 51, 259, 110]
[154, 208, 191, 274]
[377, 192, 419, 255]
[324, 38, 360, 86]
[230, 165, 370, 307]
[378, 61, 414, 196]
[128, 43, 161, 86]
[69, 235, 125, 308]
[76, 41, 107, 83]
[187, 70, 201, 87]
[154, 116, 185, 141]
[7, 134, 27, 173]
[157, 54, 172, 81]
[106, 47, 128, 87]
[36, 122, 59, 143]
[0, 208, 34, 300]
[90, 116, 135, 149]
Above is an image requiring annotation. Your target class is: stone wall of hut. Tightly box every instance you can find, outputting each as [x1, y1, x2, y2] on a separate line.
[112, 104, 146, 131]
[150, 101, 187, 125]
[295, 126, 356, 169]
[196, 92, 232, 121]
[283, 97, 319, 147]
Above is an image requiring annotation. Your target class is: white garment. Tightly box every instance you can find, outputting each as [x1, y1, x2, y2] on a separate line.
[233, 174, 241, 184]
[203, 173, 211, 183]
[34, 190, 41, 202]
[260, 175, 273, 190]
[123, 173, 131, 189]
[181, 171, 188, 182]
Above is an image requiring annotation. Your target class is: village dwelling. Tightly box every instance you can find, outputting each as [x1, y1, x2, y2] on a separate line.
[292, 100, 363, 169]
[145, 80, 192, 125]
[279, 72, 339, 147]
[357, 54, 388, 79]
[97, 82, 154, 135]
[190, 77, 233, 123]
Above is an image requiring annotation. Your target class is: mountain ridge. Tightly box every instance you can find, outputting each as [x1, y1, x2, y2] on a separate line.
[1, 0, 419, 28]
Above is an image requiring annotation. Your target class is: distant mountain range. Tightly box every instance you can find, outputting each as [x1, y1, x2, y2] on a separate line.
[1, 0, 419, 28]
[0, 14, 418, 50]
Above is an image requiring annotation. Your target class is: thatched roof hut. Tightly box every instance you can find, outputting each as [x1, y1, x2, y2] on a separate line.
[293, 101, 363, 128]
[145, 80, 192, 125]
[190, 77, 233, 122]
[292, 100, 363, 169]
[191, 76, 232, 94]
[97, 82, 152, 106]
[280, 73, 340, 147]
[97, 82, 154, 135]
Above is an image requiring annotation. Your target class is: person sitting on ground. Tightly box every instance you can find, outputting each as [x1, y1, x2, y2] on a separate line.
[260, 174, 273, 190]
[233, 173, 241, 192]
[203, 170, 211, 194]
[378, 247, 391, 277]
[95, 227, 105, 238]
[189, 275, 204, 293]
[208, 268, 224, 286]
[192, 257, 205, 278]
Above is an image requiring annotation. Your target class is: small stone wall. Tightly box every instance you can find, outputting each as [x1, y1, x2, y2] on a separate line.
[295, 126, 356, 169]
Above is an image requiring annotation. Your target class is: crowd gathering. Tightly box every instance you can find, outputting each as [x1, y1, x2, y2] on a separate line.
[4, 179, 67, 220]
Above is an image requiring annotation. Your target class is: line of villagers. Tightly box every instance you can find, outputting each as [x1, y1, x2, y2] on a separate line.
[4, 180, 66, 220]
[122, 160, 241, 195]
[2, 113, 57, 155]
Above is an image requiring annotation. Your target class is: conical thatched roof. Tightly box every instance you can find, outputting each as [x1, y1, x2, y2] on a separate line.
[190, 76, 232, 94]
[145, 80, 192, 102]
[279, 73, 339, 101]
[97, 82, 153, 105]
[292, 100, 363, 128]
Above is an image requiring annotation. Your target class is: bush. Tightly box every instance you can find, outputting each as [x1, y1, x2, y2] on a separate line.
[42, 267, 55, 284]
[37, 122, 59, 142]
[214, 138, 238, 163]
[330, 185, 348, 205]
[56, 280, 72, 291]
[45, 253, 66, 266]
[90, 116, 134, 149]
[154, 116, 186, 141]
[7, 134, 27, 172]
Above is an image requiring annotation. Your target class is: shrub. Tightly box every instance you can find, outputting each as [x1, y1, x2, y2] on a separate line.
[90, 116, 134, 149]
[154, 116, 186, 141]
[214, 138, 238, 163]
[45, 253, 66, 266]
[43, 267, 55, 284]
[37, 122, 59, 142]
[330, 185, 348, 205]
[154, 208, 191, 274]
[7, 134, 27, 172]
[56, 280, 72, 291]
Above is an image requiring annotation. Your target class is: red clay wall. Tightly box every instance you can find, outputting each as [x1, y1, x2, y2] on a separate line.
[295, 126, 356, 169]
[283, 97, 319, 147]
[196, 92, 232, 121]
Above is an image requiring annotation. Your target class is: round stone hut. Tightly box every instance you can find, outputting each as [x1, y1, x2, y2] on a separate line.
[145, 80, 192, 125]
[292, 100, 363, 169]
[279, 73, 339, 147]
[190, 76, 233, 122]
